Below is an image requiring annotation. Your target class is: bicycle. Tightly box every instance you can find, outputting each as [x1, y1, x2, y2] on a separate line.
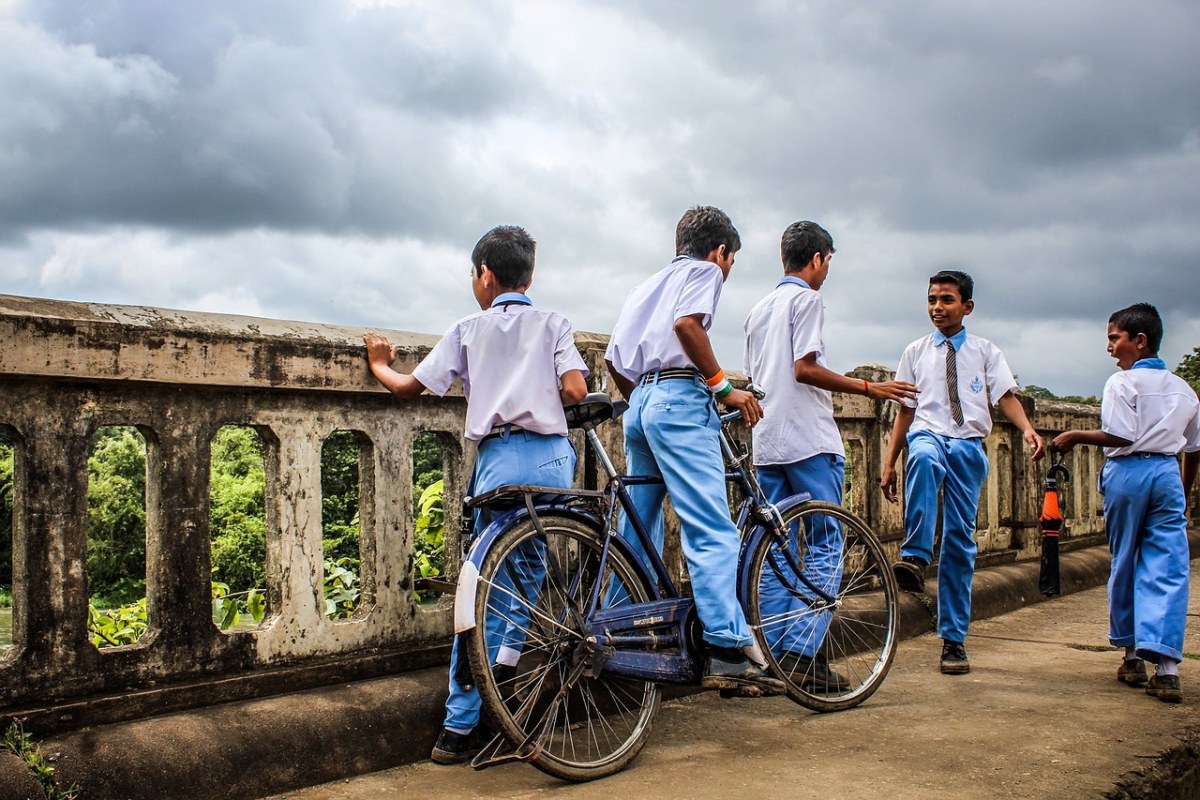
[452, 390, 899, 781]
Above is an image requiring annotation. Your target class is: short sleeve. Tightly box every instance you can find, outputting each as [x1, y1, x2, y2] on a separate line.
[411, 323, 464, 397]
[791, 292, 824, 362]
[1183, 395, 1200, 453]
[673, 264, 723, 328]
[553, 316, 590, 379]
[984, 344, 1019, 406]
[895, 346, 918, 409]
[1101, 375, 1138, 443]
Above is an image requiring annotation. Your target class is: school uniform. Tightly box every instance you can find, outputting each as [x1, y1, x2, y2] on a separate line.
[1099, 358, 1200, 663]
[743, 276, 845, 657]
[414, 292, 588, 734]
[895, 328, 1017, 643]
[605, 256, 753, 650]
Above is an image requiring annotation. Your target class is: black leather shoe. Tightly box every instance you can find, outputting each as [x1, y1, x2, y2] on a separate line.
[1145, 673, 1183, 703]
[893, 556, 928, 593]
[702, 647, 787, 696]
[1117, 658, 1148, 687]
[430, 726, 489, 765]
[778, 651, 850, 692]
[940, 640, 970, 675]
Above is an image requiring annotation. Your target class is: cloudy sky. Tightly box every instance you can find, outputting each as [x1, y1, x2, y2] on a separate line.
[1, 0, 1197, 395]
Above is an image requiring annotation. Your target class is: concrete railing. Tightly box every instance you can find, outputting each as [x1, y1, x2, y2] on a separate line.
[0, 294, 1173, 730]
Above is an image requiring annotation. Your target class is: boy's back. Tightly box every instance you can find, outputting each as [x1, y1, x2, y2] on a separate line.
[1101, 367, 1200, 457]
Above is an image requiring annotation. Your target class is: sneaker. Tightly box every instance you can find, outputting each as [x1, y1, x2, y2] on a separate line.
[893, 556, 928, 593]
[778, 651, 850, 692]
[430, 726, 489, 765]
[702, 647, 787, 696]
[1145, 673, 1183, 703]
[940, 640, 970, 675]
[1117, 658, 1148, 687]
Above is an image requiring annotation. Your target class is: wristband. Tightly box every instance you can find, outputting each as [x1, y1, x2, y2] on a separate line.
[714, 380, 734, 399]
[704, 369, 727, 389]
[863, 379, 870, 396]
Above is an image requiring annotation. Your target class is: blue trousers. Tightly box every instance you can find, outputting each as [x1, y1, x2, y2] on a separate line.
[758, 453, 845, 657]
[1101, 454, 1190, 663]
[444, 430, 576, 733]
[901, 430, 988, 643]
[619, 375, 753, 649]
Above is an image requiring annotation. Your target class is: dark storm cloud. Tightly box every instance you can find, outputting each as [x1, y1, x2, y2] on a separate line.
[0, 0, 1196, 395]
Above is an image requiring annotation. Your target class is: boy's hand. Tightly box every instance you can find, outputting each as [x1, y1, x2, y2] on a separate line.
[363, 332, 399, 366]
[880, 465, 899, 504]
[1050, 431, 1079, 453]
[721, 388, 763, 427]
[867, 380, 919, 403]
[1025, 429, 1046, 461]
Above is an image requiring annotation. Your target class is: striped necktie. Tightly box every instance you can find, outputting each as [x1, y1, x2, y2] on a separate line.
[945, 341, 964, 425]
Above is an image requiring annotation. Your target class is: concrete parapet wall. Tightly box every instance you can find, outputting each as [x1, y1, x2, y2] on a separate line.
[0, 293, 1189, 734]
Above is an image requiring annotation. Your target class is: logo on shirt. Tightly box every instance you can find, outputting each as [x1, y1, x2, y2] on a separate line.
[970, 376, 984, 394]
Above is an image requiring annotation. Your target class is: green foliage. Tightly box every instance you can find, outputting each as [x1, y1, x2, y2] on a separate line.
[209, 427, 268, 591]
[1176, 346, 1200, 395]
[322, 432, 362, 564]
[86, 427, 148, 605]
[211, 580, 266, 630]
[1021, 384, 1100, 406]
[2, 721, 79, 799]
[413, 479, 445, 601]
[87, 597, 148, 648]
[324, 557, 360, 618]
[0, 433, 12, 591]
[412, 431, 445, 500]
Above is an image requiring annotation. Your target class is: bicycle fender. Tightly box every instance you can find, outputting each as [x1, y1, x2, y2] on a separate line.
[735, 493, 811, 610]
[452, 503, 608, 633]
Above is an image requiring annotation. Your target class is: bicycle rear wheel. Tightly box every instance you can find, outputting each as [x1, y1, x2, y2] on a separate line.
[745, 500, 898, 712]
[468, 513, 661, 781]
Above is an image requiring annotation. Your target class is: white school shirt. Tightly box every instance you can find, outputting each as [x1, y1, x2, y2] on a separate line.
[1101, 359, 1200, 458]
[605, 256, 724, 383]
[412, 294, 589, 442]
[896, 328, 1018, 439]
[743, 277, 845, 465]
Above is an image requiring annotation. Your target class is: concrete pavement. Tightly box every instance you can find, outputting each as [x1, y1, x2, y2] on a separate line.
[263, 560, 1200, 800]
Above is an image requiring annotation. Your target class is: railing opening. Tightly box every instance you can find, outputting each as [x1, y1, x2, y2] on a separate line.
[86, 425, 150, 649]
[413, 431, 446, 605]
[210, 425, 269, 632]
[0, 427, 14, 652]
[322, 431, 372, 620]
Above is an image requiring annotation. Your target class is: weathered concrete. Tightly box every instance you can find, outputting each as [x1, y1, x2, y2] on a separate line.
[261, 557, 1200, 800]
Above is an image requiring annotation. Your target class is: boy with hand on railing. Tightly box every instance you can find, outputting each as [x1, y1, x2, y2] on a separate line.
[364, 225, 588, 764]
[880, 270, 1044, 675]
[604, 205, 784, 697]
[743, 220, 917, 689]
[1050, 302, 1200, 703]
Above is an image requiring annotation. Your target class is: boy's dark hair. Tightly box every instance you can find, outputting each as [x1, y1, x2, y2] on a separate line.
[928, 270, 974, 302]
[675, 206, 741, 260]
[781, 221, 835, 272]
[471, 225, 536, 288]
[1109, 302, 1163, 353]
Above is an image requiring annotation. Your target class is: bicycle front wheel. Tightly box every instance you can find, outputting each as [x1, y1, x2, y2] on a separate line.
[468, 513, 661, 781]
[745, 500, 898, 712]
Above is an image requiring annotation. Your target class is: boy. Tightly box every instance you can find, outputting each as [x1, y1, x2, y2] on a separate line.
[880, 270, 1044, 674]
[605, 205, 783, 696]
[364, 225, 588, 762]
[1050, 302, 1200, 702]
[743, 220, 917, 688]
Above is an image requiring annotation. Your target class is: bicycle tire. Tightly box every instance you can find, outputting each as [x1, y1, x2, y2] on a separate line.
[468, 513, 661, 781]
[745, 500, 898, 712]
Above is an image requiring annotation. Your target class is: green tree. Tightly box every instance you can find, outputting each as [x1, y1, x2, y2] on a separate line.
[209, 426, 267, 591]
[86, 427, 147, 605]
[0, 432, 13, 592]
[1176, 346, 1200, 394]
[321, 431, 362, 565]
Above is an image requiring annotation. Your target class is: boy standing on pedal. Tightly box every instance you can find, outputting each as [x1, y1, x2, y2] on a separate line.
[881, 270, 1044, 674]
[743, 220, 917, 687]
[605, 205, 783, 696]
[1051, 303, 1200, 702]
[364, 225, 588, 763]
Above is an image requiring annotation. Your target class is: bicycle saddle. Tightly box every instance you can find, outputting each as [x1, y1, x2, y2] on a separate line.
[565, 392, 626, 428]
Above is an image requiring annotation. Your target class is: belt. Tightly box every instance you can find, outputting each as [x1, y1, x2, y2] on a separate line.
[1112, 452, 1175, 460]
[480, 424, 525, 444]
[639, 368, 699, 385]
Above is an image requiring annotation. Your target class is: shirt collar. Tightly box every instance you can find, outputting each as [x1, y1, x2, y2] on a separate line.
[491, 292, 532, 308]
[1131, 357, 1167, 370]
[933, 328, 968, 350]
[778, 275, 811, 290]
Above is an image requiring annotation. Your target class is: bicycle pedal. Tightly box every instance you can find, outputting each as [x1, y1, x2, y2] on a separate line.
[718, 685, 764, 699]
